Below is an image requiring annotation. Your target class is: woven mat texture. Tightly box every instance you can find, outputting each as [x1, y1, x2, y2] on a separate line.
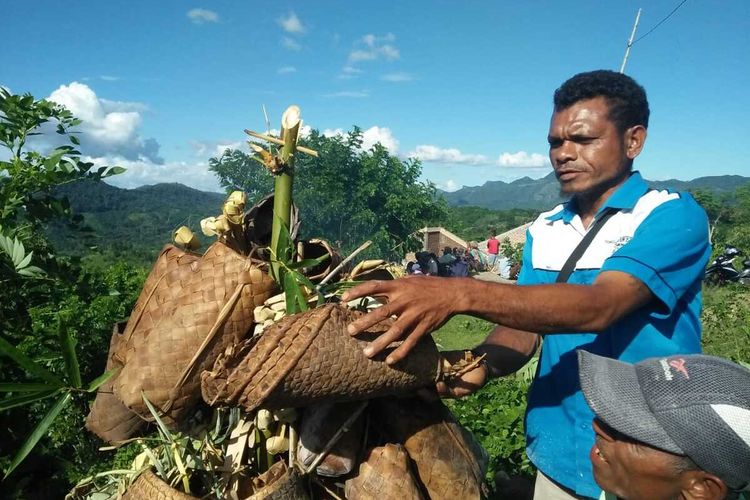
[85, 322, 144, 442]
[112, 242, 275, 426]
[244, 460, 310, 500]
[345, 444, 424, 500]
[373, 396, 487, 500]
[201, 304, 441, 411]
[120, 469, 198, 500]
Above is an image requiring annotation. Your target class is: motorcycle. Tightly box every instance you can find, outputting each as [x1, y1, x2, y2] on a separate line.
[704, 245, 750, 285]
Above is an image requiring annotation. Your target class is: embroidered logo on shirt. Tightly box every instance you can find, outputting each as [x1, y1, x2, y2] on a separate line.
[605, 235, 632, 249]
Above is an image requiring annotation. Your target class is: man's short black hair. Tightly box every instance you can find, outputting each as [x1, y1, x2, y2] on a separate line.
[554, 70, 650, 133]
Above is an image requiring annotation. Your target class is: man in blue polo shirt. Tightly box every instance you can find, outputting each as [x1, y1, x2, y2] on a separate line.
[343, 70, 711, 498]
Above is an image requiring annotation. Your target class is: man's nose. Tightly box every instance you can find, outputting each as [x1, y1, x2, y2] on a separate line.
[554, 140, 576, 165]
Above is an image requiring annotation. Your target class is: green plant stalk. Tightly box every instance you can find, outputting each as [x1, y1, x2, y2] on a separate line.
[270, 116, 301, 282]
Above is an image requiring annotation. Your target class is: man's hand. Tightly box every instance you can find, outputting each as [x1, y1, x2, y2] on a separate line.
[342, 277, 467, 365]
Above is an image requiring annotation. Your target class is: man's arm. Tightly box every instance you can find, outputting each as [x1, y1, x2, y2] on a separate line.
[343, 269, 652, 365]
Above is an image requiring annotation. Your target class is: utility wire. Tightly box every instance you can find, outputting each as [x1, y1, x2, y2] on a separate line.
[633, 0, 689, 45]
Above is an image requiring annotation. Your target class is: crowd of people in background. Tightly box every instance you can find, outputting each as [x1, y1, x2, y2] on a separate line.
[406, 235, 515, 279]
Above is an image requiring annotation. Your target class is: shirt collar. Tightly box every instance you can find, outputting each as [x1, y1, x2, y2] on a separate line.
[546, 171, 649, 223]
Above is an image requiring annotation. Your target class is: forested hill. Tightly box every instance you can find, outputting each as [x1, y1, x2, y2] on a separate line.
[48, 173, 749, 263]
[441, 173, 750, 210]
[50, 181, 225, 263]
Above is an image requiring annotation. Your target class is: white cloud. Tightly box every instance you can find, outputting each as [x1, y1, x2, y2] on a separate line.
[187, 8, 219, 24]
[281, 37, 301, 51]
[322, 90, 370, 98]
[338, 66, 363, 79]
[381, 72, 414, 82]
[361, 126, 399, 153]
[99, 75, 120, 82]
[322, 128, 345, 138]
[348, 33, 400, 63]
[437, 179, 461, 192]
[322, 126, 398, 154]
[47, 82, 162, 163]
[100, 98, 149, 114]
[497, 151, 549, 167]
[92, 155, 222, 192]
[408, 145, 491, 165]
[277, 66, 297, 75]
[277, 12, 305, 34]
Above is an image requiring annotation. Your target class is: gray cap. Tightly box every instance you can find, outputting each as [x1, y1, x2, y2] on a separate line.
[578, 350, 750, 492]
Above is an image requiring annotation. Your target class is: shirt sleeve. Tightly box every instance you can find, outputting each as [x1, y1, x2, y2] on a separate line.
[600, 193, 711, 316]
[516, 229, 535, 285]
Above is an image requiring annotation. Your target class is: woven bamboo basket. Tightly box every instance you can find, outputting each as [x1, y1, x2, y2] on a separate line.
[295, 238, 344, 282]
[120, 470, 198, 500]
[85, 322, 144, 443]
[241, 460, 309, 500]
[344, 444, 424, 500]
[109, 241, 275, 427]
[201, 304, 441, 412]
[373, 396, 489, 500]
[297, 401, 366, 477]
[87, 244, 202, 440]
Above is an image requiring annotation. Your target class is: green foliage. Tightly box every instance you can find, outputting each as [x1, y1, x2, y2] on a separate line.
[209, 128, 447, 260]
[701, 286, 750, 364]
[0, 89, 144, 497]
[447, 377, 534, 479]
[500, 239, 523, 264]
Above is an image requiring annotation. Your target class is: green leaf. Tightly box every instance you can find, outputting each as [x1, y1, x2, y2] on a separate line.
[17, 251, 32, 270]
[3, 391, 71, 479]
[283, 271, 296, 314]
[86, 368, 120, 392]
[70, 135, 80, 145]
[0, 383, 58, 393]
[0, 389, 60, 411]
[287, 254, 330, 270]
[0, 336, 63, 386]
[141, 392, 173, 444]
[18, 266, 44, 277]
[57, 320, 81, 388]
[104, 166, 126, 177]
[11, 238, 24, 267]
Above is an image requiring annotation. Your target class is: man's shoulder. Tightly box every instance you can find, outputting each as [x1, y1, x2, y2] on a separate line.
[631, 188, 708, 230]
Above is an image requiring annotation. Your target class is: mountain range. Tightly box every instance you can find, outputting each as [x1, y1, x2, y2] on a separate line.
[440, 173, 750, 210]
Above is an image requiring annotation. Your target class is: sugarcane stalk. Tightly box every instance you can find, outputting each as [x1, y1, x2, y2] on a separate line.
[270, 106, 301, 282]
[244, 129, 318, 157]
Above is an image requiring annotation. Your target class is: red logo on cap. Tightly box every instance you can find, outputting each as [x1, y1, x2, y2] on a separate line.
[669, 358, 690, 379]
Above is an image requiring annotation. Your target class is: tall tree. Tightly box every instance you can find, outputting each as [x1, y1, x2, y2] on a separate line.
[208, 128, 447, 260]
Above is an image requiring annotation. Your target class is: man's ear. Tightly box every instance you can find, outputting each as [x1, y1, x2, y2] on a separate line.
[624, 125, 647, 160]
[680, 470, 728, 500]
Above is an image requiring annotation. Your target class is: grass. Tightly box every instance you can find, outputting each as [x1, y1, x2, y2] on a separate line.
[431, 315, 494, 351]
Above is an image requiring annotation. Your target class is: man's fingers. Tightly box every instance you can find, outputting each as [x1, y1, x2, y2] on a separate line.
[341, 280, 388, 302]
[347, 303, 396, 336]
[362, 321, 406, 359]
[385, 322, 429, 365]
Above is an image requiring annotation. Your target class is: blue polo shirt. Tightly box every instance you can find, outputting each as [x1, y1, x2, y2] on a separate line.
[518, 172, 711, 498]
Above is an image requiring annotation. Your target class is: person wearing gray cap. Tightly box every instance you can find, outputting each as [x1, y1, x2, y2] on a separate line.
[578, 350, 750, 500]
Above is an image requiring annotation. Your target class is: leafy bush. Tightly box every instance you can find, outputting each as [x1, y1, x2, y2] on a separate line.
[447, 375, 534, 480]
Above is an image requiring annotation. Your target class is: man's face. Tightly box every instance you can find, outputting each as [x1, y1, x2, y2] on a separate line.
[591, 419, 683, 499]
[548, 97, 642, 198]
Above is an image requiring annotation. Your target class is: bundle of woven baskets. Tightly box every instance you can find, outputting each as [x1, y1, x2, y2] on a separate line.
[80, 190, 488, 499]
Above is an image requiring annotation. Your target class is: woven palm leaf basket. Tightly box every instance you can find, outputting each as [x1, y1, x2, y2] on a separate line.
[201, 303, 442, 412]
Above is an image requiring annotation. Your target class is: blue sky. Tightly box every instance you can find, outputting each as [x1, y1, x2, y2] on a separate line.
[3, 1, 749, 192]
